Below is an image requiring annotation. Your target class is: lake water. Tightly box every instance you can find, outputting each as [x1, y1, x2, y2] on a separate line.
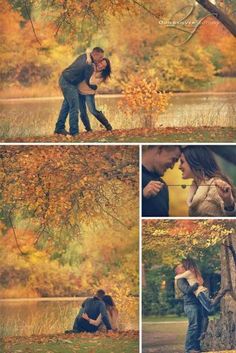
[0, 93, 235, 138]
[0, 298, 138, 337]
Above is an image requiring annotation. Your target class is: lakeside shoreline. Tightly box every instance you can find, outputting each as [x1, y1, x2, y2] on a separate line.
[1, 91, 236, 102]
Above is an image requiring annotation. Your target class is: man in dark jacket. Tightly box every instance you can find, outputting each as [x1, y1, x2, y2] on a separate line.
[67, 289, 112, 333]
[177, 278, 203, 353]
[142, 145, 181, 217]
[54, 47, 104, 136]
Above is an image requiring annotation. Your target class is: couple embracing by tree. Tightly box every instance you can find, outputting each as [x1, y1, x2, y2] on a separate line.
[175, 258, 230, 353]
[65, 289, 118, 334]
[54, 47, 112, 136]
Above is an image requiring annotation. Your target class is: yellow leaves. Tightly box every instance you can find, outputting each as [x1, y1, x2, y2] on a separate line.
[0, 145, 138, 233]
[143, 220, 235, 266]
[119, 74, 172, 126]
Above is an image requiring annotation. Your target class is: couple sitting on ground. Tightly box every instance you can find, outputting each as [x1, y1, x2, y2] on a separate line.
[65, 289, 118, 334]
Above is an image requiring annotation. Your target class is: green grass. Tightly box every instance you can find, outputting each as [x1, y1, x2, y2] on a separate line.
[142, 316, 221, 353]
[143, 314, 219, 323]
[2, 336, 139, 353]
[143, 315, 187, 322]
[142, 321, 186, 353]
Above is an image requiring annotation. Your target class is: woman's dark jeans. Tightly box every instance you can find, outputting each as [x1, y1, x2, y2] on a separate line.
[184, 304, 202, 353]
[198, 291, 215, 313]
[79, 94, 111, 130]
[55, 75, 80, 135]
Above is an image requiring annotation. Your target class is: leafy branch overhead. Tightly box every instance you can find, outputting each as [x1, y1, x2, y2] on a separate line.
[0, 146, 139, 246]
[142, 220, 236, 266]
[12, 0, 236, 45]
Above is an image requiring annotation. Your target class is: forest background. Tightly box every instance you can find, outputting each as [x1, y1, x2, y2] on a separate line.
[1, 0, 236, 98]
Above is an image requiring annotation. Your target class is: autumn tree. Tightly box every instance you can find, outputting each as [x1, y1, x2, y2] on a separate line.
[119, 75, 171, 128]
[0, 145, 139, 298]
[0, 145, 138, 248]
[203, 224, 236, 350]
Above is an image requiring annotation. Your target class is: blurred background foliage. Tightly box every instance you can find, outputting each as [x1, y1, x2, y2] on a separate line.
[1, 0, 236, 97]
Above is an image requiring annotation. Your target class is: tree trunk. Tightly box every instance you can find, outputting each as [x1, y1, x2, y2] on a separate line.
[203, 233, 236, 350]
[196, 0, 236, 36]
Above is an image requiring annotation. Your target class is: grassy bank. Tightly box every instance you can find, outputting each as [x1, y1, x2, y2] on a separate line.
[143, 321, 186, 353]
[2, 332, 139, 353]
[143, 315, 187, 322]
[2, 127, 236, 143]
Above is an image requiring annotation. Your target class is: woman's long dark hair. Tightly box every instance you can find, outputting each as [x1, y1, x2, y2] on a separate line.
[103, 295, 117, 317]
[182, 258, 203, 285]
[101, 58, 111, 82]
[182, 146, 235, 197]
[103, 295, 115, 307]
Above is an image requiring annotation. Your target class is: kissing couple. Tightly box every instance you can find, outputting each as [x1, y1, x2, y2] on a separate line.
[142, 145, 236, 217]
[54, 47, 112, 137]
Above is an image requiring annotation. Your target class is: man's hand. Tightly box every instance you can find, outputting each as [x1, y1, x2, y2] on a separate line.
[143, 181, 164, 199]
[214, 179, 235, 208]
[82, 313, 89, 321]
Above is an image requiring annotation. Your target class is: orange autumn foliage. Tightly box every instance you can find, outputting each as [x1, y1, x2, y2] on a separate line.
[119, 75, 171, 127]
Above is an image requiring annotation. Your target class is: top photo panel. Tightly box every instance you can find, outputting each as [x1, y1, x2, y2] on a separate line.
[1, 0, 236, 143]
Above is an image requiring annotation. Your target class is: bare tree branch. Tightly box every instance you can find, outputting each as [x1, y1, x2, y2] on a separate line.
[24, 0, 42, 46]
[130, 0, 160, 20]
[196, 0, 236, 36]
[8, 210, 26, 256]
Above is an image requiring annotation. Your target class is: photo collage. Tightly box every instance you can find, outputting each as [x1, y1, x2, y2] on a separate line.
[0, 1, 236, 353]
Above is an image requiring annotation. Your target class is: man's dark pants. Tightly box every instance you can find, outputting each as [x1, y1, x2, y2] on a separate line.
[55, 75, 80, 135]
[73, 316, 98, 333]
[184, 304, 202, 352]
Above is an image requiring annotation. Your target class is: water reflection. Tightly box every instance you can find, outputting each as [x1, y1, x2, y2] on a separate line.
[0, 298, 138, 337]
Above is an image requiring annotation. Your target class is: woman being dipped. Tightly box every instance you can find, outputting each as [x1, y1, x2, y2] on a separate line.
[78, 51, 112, 132]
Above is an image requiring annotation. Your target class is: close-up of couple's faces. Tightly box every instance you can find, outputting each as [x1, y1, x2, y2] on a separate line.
[142, 145, 236, 217]
[148, 147, 193, 178]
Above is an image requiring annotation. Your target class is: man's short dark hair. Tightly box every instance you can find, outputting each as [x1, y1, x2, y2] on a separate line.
[96, 289, 105, 298]
[92, 47, 104, 53]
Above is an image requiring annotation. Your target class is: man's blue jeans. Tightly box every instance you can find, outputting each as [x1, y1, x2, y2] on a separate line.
[184, 304, 202, 353]
[55, 75, 80, 135]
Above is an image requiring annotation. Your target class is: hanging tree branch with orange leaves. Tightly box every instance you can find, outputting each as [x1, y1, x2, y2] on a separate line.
[0, 145, 139, 251]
